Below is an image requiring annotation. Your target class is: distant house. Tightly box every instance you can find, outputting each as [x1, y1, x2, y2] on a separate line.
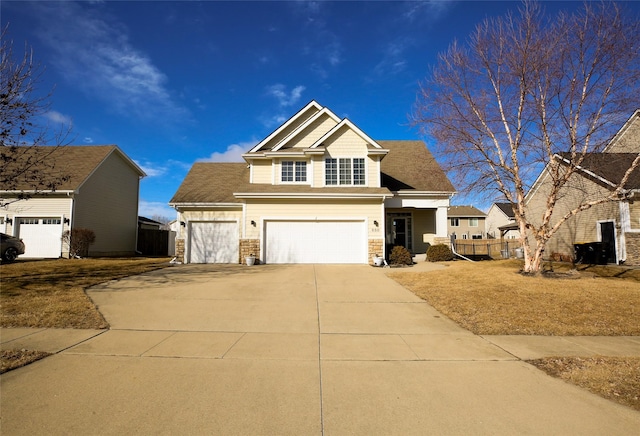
[447, 205, 486, 239]
[170, 100, 455, 264]
[525, 110, 640, 264]
[486, 202, 520, 239]
[138, 216, 163, 230]
[1, 145, 145, 258]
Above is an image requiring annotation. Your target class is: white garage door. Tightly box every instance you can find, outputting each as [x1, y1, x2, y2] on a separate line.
[265, 220, 366, 264]
[189, 221, 238, 263]
[17, 217, 63, 258]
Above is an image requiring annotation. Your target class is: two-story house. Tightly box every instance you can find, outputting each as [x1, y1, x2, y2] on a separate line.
[485, 202, 520, 239]
[169, 100, 455, 264]
[447, 205, 486, 240]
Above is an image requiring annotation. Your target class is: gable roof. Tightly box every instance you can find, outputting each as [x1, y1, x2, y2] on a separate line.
[310, 118, 384, 150]
[447, 205, 486, 217]
[603, 109, 640, 153]
[557, 152, 640, 190]
[379, 140, 455, 193]
[170, 163, 249, 204]
[1, 145, 145, 192]
[494, 202, 515, 218]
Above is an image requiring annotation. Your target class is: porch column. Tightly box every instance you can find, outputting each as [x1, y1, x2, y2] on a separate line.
[435, 206, 448, 237]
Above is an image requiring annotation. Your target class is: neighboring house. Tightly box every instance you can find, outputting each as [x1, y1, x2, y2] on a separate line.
[1, 145, 145, 258]
[525, 109, 640, 265]
[485, 202, 520, 239]
[138, 216, 163, 230]
[170, 100, 455, 264]
[447, 205, 486, 239]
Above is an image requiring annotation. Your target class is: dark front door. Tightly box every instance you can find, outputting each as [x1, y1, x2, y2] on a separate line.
[393, 218, 407, 248]
[600, 221, 616, 264]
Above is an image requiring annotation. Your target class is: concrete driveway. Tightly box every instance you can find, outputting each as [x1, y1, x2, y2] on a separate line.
[2, 264, 639, 434]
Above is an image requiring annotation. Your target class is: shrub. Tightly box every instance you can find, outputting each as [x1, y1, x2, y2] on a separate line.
[389, 245, 413, 265]
[61, 228, 96, 258]
[427, 244, 454, 262]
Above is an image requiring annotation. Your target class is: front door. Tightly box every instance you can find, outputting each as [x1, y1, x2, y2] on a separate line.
[600, 221, 616, 264]
[392, 218, 407, 248]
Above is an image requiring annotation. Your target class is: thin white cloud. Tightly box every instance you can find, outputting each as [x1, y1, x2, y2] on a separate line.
[266, 84, 306, 107]
[28, 2, 189, 124]
[200, 140, 257, 162]
[402, 0, 455, 23]
[43, 110, 73, 125]
[83, 137, 94, 144]
[135, 160, 167, 177]
[138, 200, 177, 221]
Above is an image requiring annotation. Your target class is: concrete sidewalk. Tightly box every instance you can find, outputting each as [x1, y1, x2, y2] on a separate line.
[2, 264, 639, 435]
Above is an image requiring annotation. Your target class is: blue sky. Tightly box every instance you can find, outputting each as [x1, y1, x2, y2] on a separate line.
[4, 1, 639, 218]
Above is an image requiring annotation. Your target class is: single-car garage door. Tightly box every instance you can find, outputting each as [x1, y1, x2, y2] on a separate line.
[265, 220, 366, 264]
[189, 221, 239, 263]
[17, 217, 63, 258]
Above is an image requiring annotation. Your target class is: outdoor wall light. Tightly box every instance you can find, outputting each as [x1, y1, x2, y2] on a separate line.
[374, 220, 379, 227]
[6, 218, 13, 225]
[180, 221, 186, 227]
[63, 217, 70, 224]
[251, 220, 256, 227]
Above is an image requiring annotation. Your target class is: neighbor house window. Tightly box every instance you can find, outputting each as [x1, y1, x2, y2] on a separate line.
[450, 218, 460, 227]
[282, 161, 306, 182]
[325, 158, 365, 185]
[469, 218, 478, 227]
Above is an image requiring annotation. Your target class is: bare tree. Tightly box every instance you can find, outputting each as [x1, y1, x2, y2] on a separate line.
[413, 1, 640, 273]
[1, 26, 72, 205]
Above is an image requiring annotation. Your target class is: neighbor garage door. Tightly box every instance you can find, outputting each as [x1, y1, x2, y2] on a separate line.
[17, 217, 63, 258]
[189, 221, 239, 263]
[265, 220, 366, 264]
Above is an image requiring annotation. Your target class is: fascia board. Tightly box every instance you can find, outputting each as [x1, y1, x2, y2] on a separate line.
[248, 100, 322, 153]
[603, 109, 640, 152]
[556, 154, 618, 188]
[393, 190, 456, 197]
[169, 202, 243, 208]
[310, 118, 384, 149]
[264, 151, 306, 158]
[233, 192, 391, 200]
[271, 107, 341, 152]
[0, 190, 76, 195]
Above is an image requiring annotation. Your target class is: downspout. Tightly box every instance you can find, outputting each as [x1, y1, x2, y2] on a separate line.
[449, 235, 475, 262]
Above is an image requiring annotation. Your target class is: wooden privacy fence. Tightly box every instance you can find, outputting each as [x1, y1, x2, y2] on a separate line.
[452, 238, 522, 259]
[137, 228, 170, 256]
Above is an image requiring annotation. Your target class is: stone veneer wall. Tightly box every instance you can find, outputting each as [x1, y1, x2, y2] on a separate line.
[176, 239, 185, 263]
[368, 239, 384, 264]
[625, 233, 640, 266]
[240, 239, 260, 265]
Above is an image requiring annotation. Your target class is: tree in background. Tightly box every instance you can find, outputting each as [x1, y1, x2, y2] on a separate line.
[1, 26, 72, 206]
[413, 1, 640, 273]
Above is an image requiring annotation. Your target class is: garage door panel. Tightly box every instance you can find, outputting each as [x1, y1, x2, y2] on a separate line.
[18, 217, 63, 258]
[190, 222, 238, 264]
[265, 220, 365, 264]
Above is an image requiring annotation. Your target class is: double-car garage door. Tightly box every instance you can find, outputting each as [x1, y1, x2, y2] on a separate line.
[265, 220, 366, 264]
[188, 219, 366, 264]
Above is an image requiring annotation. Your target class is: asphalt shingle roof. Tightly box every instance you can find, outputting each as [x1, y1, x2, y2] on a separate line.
[447, 205, 486, 217]
[1, 145, 142, 192]
[170, 140, 455, 204]
[558, 152, 640, 190]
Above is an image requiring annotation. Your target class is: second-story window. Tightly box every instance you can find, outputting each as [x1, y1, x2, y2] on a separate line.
[469, 218, 479, 227]
[282, 161, 306, 182]
[325, 158, 366, 185]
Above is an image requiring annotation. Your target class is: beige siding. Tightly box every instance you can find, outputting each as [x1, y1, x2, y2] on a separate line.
[324, 126, 369, 157]
[177, 209, 242, 239]
[287, 115, 338, 149]
[252, 160, 272, 184]
[630, 202, 640, 230]
[3, 196, 72, 236]
[244, 199, 383, 240]
[262, 106, 320, 150]
[73, 152, 140, 256]
[413, 209, 437, 253]
[526, 168, 620, 258]
[312, 156, 324, 187]
[606, 115, 640, 153]
[448, 217, 486, 239]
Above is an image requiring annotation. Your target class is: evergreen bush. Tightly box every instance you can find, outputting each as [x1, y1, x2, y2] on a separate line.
[427, 244, 454, 262]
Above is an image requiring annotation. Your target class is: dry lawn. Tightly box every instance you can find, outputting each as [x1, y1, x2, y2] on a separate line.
[1, 349, 50, 374]
[529, 357, 640, 412]
[388, 260, 640, 336]
[1, 257, 171, 329]
[389, 259, 640, 411]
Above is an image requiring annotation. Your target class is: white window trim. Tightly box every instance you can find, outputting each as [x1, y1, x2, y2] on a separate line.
[469, 217, 479, 227]
[324, 157, 367, 187]
[280, 160, 308, 184]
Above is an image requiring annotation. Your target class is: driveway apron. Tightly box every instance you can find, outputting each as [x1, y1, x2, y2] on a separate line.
[1, 264, 639, 435]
